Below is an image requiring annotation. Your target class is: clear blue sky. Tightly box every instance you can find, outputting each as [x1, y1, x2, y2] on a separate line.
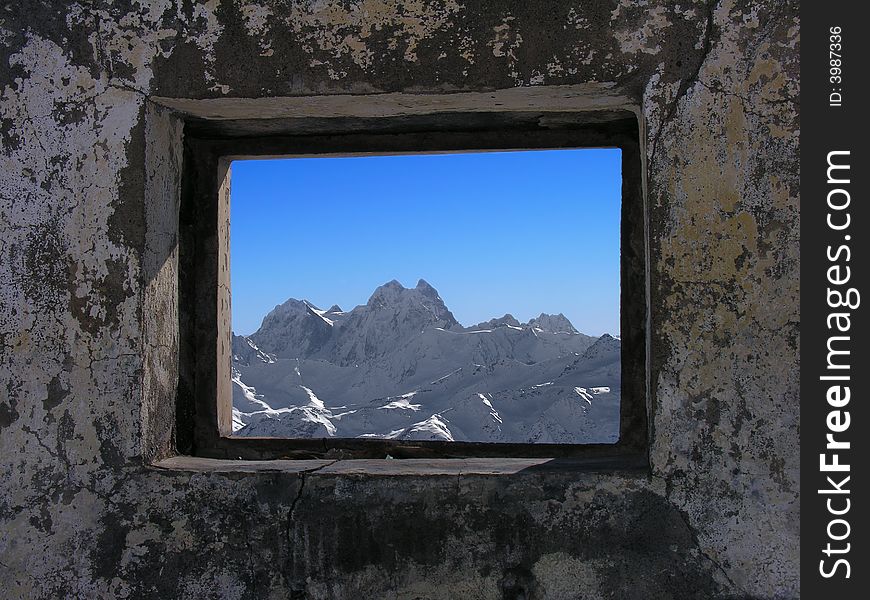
[230, 148, 621, 336]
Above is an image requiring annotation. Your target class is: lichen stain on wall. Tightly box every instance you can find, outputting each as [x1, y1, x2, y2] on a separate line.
[647, 2, 799, 595]
[1, 1, 799, 598]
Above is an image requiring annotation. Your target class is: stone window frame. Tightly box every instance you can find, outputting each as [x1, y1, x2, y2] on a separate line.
[144, 87, 649, 467]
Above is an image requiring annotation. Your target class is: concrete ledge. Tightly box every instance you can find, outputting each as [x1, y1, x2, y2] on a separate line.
[151, 456, 335, 473]
[152, 456, 648, 475]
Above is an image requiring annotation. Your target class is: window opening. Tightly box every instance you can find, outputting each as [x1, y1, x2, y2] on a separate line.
[228, 149, 622, 444]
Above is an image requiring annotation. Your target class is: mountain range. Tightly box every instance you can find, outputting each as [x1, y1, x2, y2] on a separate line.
[232, 279, 620, 443]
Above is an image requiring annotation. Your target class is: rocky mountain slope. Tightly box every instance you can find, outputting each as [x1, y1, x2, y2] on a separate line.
[232, 279, 620, 443]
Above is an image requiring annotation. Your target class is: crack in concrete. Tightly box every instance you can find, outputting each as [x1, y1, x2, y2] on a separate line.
[282, 460, 338, 592]
[674, 507, 750, 597]
[21, 423, 65, 465]
[696, 78, 797, 119]
[649, 0, 721, 169]
[108, 81, 151, 99]
[286, 460, 338, 526]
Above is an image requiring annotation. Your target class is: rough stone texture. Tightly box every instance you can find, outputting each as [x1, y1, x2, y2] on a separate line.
[0, 1, 798, 599]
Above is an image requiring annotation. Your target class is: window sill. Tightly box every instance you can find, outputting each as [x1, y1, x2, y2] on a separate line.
[151, 455, 648, 476]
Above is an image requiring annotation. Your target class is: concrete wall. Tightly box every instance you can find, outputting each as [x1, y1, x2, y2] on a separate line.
[0, 1, 799, 598]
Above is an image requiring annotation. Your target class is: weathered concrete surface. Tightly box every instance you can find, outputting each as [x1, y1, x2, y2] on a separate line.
[1, 1, 798, 598]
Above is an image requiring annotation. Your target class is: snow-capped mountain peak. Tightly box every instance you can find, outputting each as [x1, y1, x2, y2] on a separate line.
[361, 279, 458, 325]
[250, 297, 333, 359]
[527, 313, 579, 334]
[468, 314, 521, 331]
